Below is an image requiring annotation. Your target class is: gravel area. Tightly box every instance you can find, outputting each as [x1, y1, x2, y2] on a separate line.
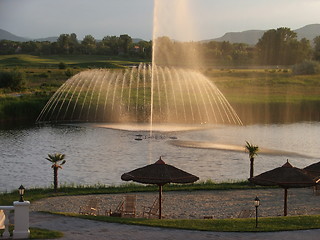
[30, 188, 320, 219]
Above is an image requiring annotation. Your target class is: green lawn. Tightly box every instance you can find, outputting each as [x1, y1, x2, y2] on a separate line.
[0, 54, 148, 68]
[0, 226, 63, 239]
[205, 68, 320, 104]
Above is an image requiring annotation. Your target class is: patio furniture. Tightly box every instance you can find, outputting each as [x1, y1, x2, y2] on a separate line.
[237, 209, 254, 218]
[107, 195, 136, 218]
[142, 197, 162, 219]
[79, 198, 99, 216]
[121, 195, 136, 217]
[106, 200, 124, 217]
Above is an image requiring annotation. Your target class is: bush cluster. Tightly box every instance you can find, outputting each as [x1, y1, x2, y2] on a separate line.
[0, 69, 25, 90]
[292, 60, 320, 75]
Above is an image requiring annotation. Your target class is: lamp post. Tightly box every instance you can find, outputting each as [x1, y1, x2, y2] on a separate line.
[254, 196, 260, 228]
[18, 185, 25, 202]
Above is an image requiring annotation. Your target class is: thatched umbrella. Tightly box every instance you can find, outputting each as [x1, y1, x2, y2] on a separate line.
[121, 156, 199, 219]
[249, 160, 316, 216]
[304, 161, 320, 178]
[303, 161, 320, 193]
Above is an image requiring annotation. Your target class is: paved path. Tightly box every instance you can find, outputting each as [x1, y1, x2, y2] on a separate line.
[30, 212, 320, 240]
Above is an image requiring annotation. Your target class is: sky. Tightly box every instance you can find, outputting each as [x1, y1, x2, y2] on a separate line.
[0, 0, 319, 41]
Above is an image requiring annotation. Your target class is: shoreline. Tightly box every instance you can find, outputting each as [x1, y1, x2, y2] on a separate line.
[30, 188, 320, 219]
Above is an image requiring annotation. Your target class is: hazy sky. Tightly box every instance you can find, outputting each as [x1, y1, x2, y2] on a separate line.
[0, 0, 319, 41]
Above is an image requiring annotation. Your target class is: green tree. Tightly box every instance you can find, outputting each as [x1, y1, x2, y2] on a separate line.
[256, 27, 311, 65]
[104, 35, 120, 55]
[0, 40, 20, 54]
[245, 141, 259, 179]
[57, 34, 71, 54]
[313, 36, 320, 61]
[119, 34, 132, 55]
[81, 35, 96, 54]
[45, 153, 66, 192]
[69, 33, 79, 54]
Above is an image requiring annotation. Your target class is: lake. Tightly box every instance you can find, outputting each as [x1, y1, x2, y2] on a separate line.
[1, 122, 319, 193]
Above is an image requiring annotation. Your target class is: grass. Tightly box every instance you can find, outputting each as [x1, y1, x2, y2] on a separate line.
[0, 54, 319, 124]
[0, 226, 63, 239]
[0, 54, 147, 68]
[56, 212, 320, 232]
[205, 68, 320, 104]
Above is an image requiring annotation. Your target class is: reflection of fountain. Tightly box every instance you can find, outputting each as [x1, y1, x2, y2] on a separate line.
[36, 64, 242, 125]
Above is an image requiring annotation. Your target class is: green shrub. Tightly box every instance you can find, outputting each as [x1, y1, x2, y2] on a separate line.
[35, 73, 49, 78]
[292, 60, 320, 75]
[58, 62, 67, 69]
[64, 69, 74, 77]
[0, 69, 25, 90]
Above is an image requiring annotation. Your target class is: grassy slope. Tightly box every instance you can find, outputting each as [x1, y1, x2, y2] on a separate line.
[0, 55, 146, 124]
[205, 68, 320, 104]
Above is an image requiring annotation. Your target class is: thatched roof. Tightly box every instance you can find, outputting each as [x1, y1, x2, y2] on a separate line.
[249, 161, 316, 188]
[121, 157, 199, 185]
[304, 161, 320, 179]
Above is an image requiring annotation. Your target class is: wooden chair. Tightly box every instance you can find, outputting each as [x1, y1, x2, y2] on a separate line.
[0, 210, 5, 229]
[105, 200, 124, 217]
[107, 195, 136, 218]
[121, 195, 136, 218]
[237, 209, 254, 218]
[79, 198, 99, 216]
[142, 197, 161, 219]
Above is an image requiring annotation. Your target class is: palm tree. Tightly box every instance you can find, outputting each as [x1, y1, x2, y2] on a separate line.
[46, 153, 66, 192]
[245, 141, 259, 179]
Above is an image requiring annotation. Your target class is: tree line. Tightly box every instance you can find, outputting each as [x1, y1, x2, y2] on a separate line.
[1, 27, 320, 66]
[0, 34, 152, 59]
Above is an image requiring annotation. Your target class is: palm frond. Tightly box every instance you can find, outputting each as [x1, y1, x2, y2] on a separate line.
[245, 141, 259, 158]
[46, 153, 66, 165]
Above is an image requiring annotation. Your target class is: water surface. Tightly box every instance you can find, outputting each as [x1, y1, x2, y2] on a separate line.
[1, 122, 319, 192]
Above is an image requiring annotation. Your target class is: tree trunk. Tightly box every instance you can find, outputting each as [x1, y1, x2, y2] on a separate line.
[250, 157, 254, 179]
[53, 167, 58, 192]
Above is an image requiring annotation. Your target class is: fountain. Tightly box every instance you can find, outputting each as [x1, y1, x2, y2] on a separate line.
[36, 65, 242, 125]
[37, 0, 242, 127]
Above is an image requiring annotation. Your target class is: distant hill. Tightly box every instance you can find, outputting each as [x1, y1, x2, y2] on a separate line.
[294, 24, 320, 41]
[1, 23, 320, 45]
[0, 29, 30, 42]
[206, 23, 320, 45]
[34, 36, 58, 42]
[0, 29, 146, 43]
[206, 30, 265, 45]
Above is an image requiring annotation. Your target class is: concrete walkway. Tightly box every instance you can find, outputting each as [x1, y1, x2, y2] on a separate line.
[30, 212, 320, 240]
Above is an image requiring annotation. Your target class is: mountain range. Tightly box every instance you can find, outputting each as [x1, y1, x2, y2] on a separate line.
[0, 24, 319, 45]
[0, 29, 143, 43]
[206, 24, 320, 45]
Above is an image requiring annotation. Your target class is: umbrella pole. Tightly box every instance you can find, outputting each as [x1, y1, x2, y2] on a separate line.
[159, 185, 162, 219]
[284, 188, 288, 216]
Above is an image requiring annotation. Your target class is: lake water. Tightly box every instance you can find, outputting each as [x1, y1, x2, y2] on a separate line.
[1, 122, 320, 192]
